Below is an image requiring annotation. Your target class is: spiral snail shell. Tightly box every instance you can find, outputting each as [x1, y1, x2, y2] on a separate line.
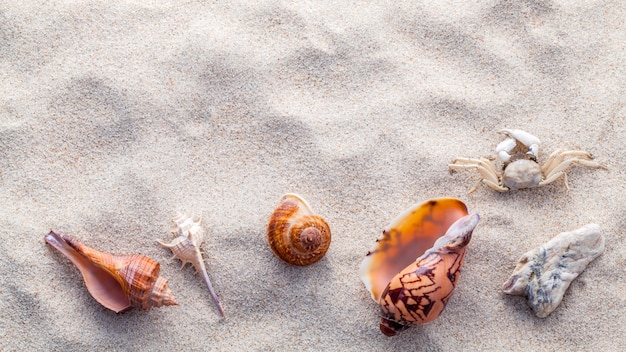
[45, 230, 178, 312]
[359, 198, 479, 336]
[267, 193, 331, 266]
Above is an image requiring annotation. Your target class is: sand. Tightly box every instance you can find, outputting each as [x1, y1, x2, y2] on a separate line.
[1, 1, 625, 351]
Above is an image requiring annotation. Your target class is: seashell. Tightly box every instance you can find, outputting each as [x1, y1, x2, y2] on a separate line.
[359, 198, 479, 336]
[503, 223, 604, 317]
[158, 214, 225, 317]
[267, 193, 331, 266]
[44, 230, 178, 313]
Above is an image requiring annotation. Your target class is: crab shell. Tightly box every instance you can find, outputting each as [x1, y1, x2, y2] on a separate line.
[359, 198, 479, 336]
[502, 159, 542, 189]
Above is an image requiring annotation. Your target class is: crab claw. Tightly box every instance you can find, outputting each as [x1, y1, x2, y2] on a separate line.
[499, 129, 541, 148]
[496, 137, 517, 162]
[527, 144, 539, 160]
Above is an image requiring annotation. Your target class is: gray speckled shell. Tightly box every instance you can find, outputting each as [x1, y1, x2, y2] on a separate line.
[503, 224, 604, 318]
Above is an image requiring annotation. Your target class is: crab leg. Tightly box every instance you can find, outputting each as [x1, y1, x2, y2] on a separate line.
[449, 157, 507, 193]
[480, 179, 509, 192]
[542, 150, 605, 176]
[541, 157, 603, 188]
[449, 157, 500, 183]
[539, 170, 570, 192]
[541, 149, 565, 175]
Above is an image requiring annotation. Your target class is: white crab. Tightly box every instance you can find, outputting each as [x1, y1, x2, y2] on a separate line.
[448, 129, 606, 194]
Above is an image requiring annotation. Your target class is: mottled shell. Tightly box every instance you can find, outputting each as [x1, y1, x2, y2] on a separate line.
[359, 198, 479, 336]
[502, 224, 604, 318]
[45, 231, 178, 312]
[158, 214, 225, 317]
[267, 194, 331, 266]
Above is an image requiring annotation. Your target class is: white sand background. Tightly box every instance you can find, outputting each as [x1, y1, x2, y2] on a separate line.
[1, 1, 625, 351]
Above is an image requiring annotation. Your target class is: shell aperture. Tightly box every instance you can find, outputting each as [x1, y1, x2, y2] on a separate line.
[359, 198, 469, 302]
[359, 198, 479, 336]
[45, 231, 178, 312]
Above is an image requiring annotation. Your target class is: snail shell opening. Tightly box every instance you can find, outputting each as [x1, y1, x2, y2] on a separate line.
[45, 231, 178, 312]
[359, 198, 479, 336]
[379, 318, 409, 337]
[359, 198, 469, 302]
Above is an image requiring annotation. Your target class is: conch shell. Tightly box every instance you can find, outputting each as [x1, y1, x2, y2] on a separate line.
[267, 193, 331, 266]
[44, 230, 178, 312]
[158, 214, 225, 317]
[359, 198, 479, 336]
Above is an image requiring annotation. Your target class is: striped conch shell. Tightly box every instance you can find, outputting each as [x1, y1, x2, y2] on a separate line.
[158, 214, 225, 317]
[45, 231, 178, 312]
[359, 198, 479, 336]
[267, 194, 331, 266]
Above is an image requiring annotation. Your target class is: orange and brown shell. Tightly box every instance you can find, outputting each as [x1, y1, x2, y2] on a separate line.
[359, 198, 479, 336]
[267, 193, 331, 266]
[45, 230, 178, 312]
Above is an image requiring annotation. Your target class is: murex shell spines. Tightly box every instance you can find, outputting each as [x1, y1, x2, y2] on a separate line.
[267, 193, 331, 266]
[158, 214, 225, 317]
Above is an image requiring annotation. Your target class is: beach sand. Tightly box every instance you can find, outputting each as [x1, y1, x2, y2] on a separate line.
[1, 1, 625, 351]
